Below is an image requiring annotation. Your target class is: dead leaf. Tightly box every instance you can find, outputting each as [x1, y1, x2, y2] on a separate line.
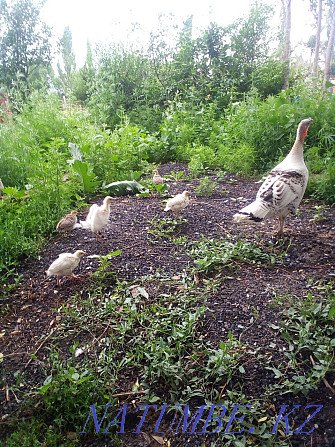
[0, 353, 3, 363]
[129, 285, 149, 299]
[152, 435, 165, 444]
[258, 416, 267, 422]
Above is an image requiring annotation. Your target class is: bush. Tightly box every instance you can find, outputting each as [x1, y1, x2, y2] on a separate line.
[216, 142, 256, 175]
[188, 146, 217, 177]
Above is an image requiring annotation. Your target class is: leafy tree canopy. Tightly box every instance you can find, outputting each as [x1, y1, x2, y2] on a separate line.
[0, 0, 53, 90]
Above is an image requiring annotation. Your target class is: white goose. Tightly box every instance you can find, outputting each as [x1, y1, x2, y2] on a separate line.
[233, 118, 313, 236]
[80, 196, 114, 240]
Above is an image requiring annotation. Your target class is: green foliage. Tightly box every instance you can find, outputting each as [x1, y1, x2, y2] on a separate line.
[216, 142, 256, 176]
[152, 182, 170, 196]
[56, 273, 244, 406]
[90, 250, 122, 282]
[190, 236, 282, 275]
[72, 159, 100, 192]
[1, 186, 28, 200]
[4, 420, 75, 447]
[0, 0, 52, 90]
[268, 291, 335, 396]
[188, 146, 217, 177]
[0, 262, 21, 302]
[168, 170, 184, 181]
[0, 93, 96, 268]
[217, 81, 335, 201]
[56, 26, 76, 96]
[194, 177, 218, 197]
[307, 159, 335, 204]
[85, 118, 155, 182]
[160, 100, 220, 162]
[2, 5, 335, 445]
[38, 350, 101, 427]
[84, 3, 278, 132]
[89, 45, 161, 129]
[229, 4, 275, 94]
[252, 57, 286, 98]
[147, 216, 188, 244]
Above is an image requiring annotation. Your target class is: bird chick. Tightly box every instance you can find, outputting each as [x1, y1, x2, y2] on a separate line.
[153, 169, 164, 185]
[46, 250, 86, 285]
[80, 196, 114, 240]
[164, 190, 190, 218]
[233, 118, 313, 236]
[56, 210, 80, 233]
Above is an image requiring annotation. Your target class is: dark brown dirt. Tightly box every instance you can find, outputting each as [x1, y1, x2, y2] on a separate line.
[1, 163, 335, 447]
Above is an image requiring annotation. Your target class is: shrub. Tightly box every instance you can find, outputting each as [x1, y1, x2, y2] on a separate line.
[216, 142, 256, 175]
[188, 145, 217, 177]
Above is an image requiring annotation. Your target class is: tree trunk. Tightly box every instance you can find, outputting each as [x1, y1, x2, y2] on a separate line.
[313, 0, 323, 77]
[282, 0, 291, 90]
[324, 2, 335, 88]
